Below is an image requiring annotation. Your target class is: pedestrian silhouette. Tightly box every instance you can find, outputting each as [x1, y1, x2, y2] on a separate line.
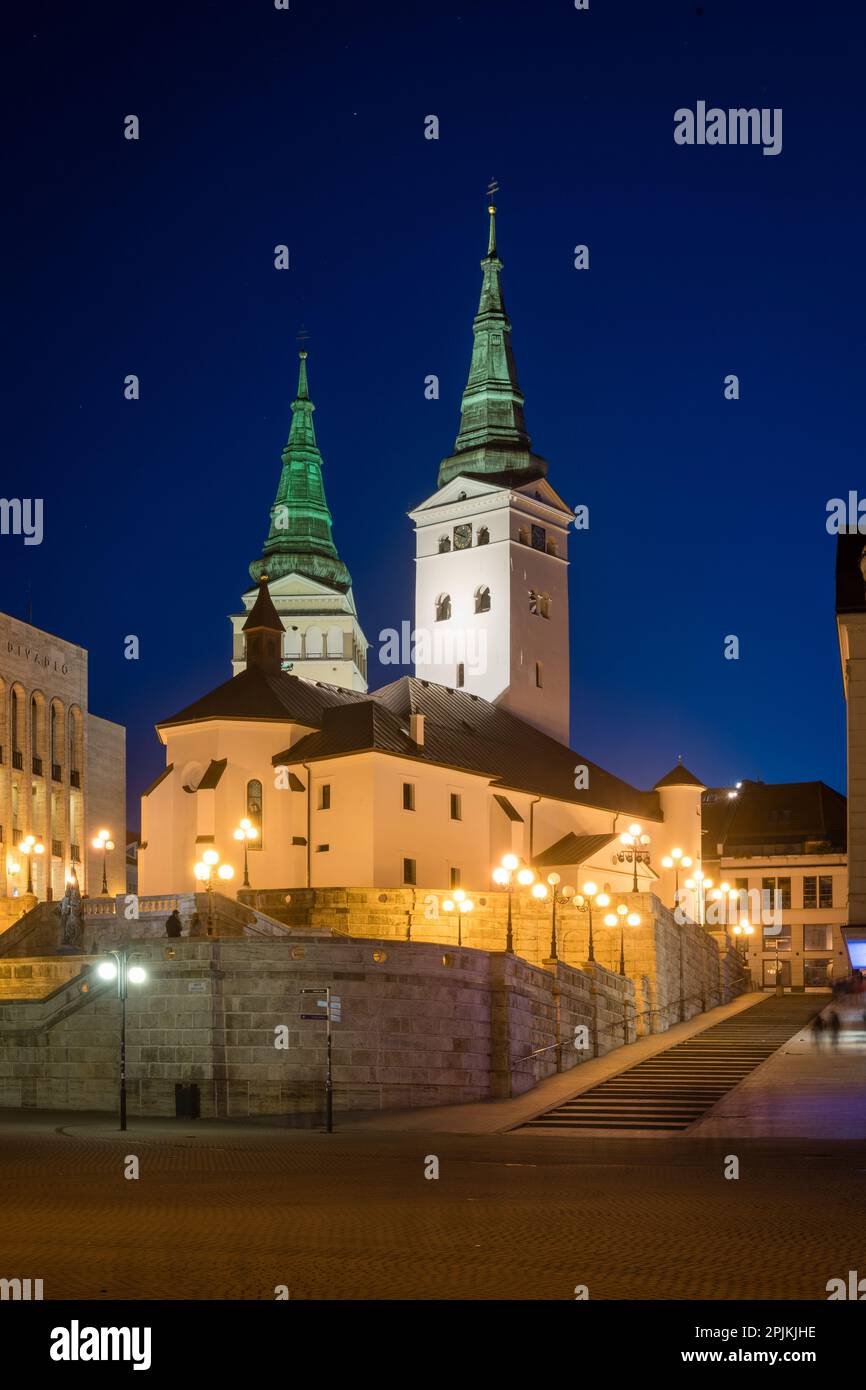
[828, 1011, 841, 1048]
[165, 909, 182, 938]
[811, 1014, 826, 1046]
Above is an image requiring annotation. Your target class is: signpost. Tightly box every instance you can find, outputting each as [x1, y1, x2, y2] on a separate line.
[300, 987, 341, 1132]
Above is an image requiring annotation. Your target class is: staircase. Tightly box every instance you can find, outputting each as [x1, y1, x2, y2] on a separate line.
[520, 994, 825, 1133]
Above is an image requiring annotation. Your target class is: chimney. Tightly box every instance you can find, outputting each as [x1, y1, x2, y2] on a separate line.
[410, 712, 425, 747]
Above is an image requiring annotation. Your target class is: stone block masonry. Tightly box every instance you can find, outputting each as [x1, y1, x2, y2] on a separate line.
[0, 936, 633, 1119]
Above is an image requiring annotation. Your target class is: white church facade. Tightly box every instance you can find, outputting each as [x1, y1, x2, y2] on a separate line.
[138, 202, 704, 903]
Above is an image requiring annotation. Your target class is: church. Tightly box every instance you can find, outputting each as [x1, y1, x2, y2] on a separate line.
[138, 202, 703, 901]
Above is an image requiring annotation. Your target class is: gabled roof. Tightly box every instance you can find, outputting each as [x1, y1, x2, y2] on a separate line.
[534, 832, 618, 868]
[269, 674, 659, 817]
[158, 665, 368, 732]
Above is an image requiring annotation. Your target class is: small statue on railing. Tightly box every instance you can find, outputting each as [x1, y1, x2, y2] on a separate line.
[57, 875, 84, 952]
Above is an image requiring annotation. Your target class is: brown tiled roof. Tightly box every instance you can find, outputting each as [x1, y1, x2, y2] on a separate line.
[702, 779, 846, 856]
[534, 832, 618, 868]
[654, 761, 705, 790]
[273, 675, 659, 817]
[158, 666, 368, 731]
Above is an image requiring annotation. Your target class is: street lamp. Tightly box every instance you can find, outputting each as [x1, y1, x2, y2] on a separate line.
[603, 901, 642, 976]
[442, 888, 474, 946]
[661, 847, 693, 908]
[732, 921, 755, 959]
[96, 950, 147, 1131]
[684, 869, 713, 926]
[492, 853, 536, 953]
[92, 828, 115, 895]
[617, 823, 651, 893]
[193, 849, 234, 934]
[571, 881, 611, 963]
[542, 873, 576, 961]
[232, 817, 258, 888]
[17, 834, 45, 895]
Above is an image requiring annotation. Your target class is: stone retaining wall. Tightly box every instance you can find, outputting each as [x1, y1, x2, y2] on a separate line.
[0, 936, 634, 1119]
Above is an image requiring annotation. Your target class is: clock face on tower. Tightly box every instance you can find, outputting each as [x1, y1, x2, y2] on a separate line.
[453, 524, 472, 551]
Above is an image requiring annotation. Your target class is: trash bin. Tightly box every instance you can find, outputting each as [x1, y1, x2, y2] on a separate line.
[174, 1083, 201, 1119]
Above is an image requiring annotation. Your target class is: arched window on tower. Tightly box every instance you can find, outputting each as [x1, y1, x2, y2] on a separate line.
[435, 594, 451, 622]
[246, 779, 263, 850]
[476, 526, 489, 545]
[474, 586, 491, 614]
[305, 626, 323, 657]
[529, 591, 551, 620]
[438, 535, 451, 553]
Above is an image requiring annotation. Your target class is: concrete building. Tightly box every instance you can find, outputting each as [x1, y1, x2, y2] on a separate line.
[701, 779, 848, 990]
[229, 352, 368, 691]
[0, 611, 126, 904]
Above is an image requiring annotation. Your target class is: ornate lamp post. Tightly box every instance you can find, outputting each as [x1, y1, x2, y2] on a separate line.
[617, 823, 652, 893]
[661, 847, 693, 909]
[193, 849, 234, 934]
[492, 853, 537, 953]
[233, 818, 258, 888]
[603, 902, 642, 976]
[570, 881, 611, 963]
[732, 920, 755, 960]
[92, 828, 115, 895]
[541, 873, 576, 960]
[17, 834, 45, 896]
[684, 869, 713, 925]
[96, 950, 148, 1131]
[442, 888, 474, 946]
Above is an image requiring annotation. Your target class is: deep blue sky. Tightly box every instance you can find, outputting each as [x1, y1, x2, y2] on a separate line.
[4, 0, 862, 826]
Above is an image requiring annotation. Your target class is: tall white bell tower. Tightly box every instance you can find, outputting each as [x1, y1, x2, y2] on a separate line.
[409, 197, 573, 745]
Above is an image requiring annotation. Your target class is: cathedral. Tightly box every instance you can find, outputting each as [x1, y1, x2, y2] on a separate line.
[138, 202, 701, 900]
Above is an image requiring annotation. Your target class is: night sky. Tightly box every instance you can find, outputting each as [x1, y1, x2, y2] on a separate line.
[5, 0, 863, 827]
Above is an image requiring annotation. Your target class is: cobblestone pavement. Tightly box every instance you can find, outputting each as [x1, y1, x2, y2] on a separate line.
[0, 1113, 864, 1300]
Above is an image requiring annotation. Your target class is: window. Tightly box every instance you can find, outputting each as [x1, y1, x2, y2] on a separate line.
[763, 924, 791, 950]
[438, 535, 451, 553]
[803, 876, 817, 909]
[456, 663, 465, 688]
[453, 524, 472, 551]
[450, 866, 462, 889]
[435, 594, 451, 622]
[819, 875, 833, 908]
[315, 844, 330, 853]
[763, 958, 791, 988]
[318, 783, 331, 810]
[402, 782, 415, 811]
[535, 661, 543, 688]
[531, 524, 546, 551]
[246, 779, 263, 849]
[474, 586, 491, 614]
[450, 793, 462, 821]
[529, 590, 550, 619]
[476, 526, 489, 545]
[761, 876, 790, 912]
[403, 857, 416, 885]
[804, 924, 832, 951]
[804, 958, 832, 987]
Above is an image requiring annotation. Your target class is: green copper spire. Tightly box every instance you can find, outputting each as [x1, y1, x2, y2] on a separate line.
[249, 351, 352, 593]
[438, 192, 548, 489]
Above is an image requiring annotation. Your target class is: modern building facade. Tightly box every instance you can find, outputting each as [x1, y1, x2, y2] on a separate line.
[0, 611, 126, 902]
[701, 779, 848, 989]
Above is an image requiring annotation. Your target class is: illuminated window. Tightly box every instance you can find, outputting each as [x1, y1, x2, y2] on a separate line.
[246, 778, 263, 849]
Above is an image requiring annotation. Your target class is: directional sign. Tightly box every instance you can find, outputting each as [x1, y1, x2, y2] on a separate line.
[300, 1013, 326, 1021]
